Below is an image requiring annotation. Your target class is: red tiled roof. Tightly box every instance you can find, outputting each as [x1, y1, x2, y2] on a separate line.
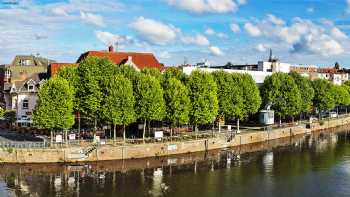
[77, 51, 164, 70]
[318, 67, 337, 74]
[49, 63, 78, 77]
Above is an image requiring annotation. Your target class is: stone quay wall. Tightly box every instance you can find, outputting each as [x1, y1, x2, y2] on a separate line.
[1, 115, 350, 163]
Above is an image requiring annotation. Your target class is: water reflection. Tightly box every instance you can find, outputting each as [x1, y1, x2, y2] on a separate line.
[2, 129, 350, 197]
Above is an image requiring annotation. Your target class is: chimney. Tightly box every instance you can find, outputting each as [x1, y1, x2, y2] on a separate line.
[108, 45, 114, 52]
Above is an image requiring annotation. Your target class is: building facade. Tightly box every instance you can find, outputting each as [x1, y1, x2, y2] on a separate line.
[0, 55, 53, 127]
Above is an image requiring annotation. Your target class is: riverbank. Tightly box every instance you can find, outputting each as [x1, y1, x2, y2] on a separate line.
[1, 115, 350, 163]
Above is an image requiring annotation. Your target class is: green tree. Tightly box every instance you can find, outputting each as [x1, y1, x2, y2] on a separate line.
[141, 68, 162, 81]
[289, 72, 315, 116]
[0, 107, 5, 119]
[102, 74, 135, 142]
[116, 64, 140, 88]
[163, 67, 187, 83]
[312, 79, 336, 118]
[187, 70, 218, 134]
[135, 74, 165, 142]
[261, 73, 302, 124]
[332, 85, 350, 113]
[163, 77, 191, 137]
[33, 77, 75, 143]
[76, 57, 116, 131]
[4, 110, 16, 125]
[239, 74, 262, 129]
[212, 71, 243, 130]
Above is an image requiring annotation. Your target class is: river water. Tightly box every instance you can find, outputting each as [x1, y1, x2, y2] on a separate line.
[1, 129, 350, 197]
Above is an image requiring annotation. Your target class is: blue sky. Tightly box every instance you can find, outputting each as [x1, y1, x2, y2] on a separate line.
[1, 0, 350, 67]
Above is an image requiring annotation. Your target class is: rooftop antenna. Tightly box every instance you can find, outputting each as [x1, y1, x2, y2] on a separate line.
[268, 48, 273, 62]
[184, 56, 188, 65]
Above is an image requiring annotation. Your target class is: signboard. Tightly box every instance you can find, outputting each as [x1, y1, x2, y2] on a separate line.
[69, 134, 76, 140]
[154, 131, 163, 139]
[94, 135, 100, 143]
[55, 135, 62, 143]
[167, 144, 177, 151]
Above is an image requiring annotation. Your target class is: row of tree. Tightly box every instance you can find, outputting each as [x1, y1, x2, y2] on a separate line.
[32, 57, 350, 141]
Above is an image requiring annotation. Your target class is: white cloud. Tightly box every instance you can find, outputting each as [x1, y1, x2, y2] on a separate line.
[267, 14, 285, 26]
[247, 16, 348, 56]
[255, 43, 268, 52]
[209, 46, 224, 56]
[205, 28, 227, 38]
[95, 31, 134, 47]
[244, 23, 261, 37]
[230, 23, 240, 33]
[52, 7, 69, 16]
[167, 0, 238, 13]
[331, 27, 348, 40]
[182, 34, 210, 46]
[80, 12, 105, 27]
[130, 16, 178, 45]
[205, 28, 215, 36]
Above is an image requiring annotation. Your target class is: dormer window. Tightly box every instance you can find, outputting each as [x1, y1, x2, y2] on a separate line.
[28, 85, 34, 91]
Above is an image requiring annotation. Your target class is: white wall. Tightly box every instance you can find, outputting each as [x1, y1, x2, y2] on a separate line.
[183, 67, 272, 84]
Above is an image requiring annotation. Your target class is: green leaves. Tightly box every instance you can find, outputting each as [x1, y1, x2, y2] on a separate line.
[33, 77, 75, 129]
[312, 79, 335, 111]
[289, 72, 314, 113]
[188, 70, 218, 125]
[135, 74, 165, 122]
[102, 74, 136, 126]
[163, 77, 190, 127]
[212, 71, 261, 121]
[261, 73, 302, 118]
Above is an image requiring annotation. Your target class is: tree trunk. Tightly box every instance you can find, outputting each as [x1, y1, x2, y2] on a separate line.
[78, 112, 81, 140]
[195, 124, 198, 139]
[65, 129, 68, 146]
[143, 120, 146, 143]
[113, 124, 116, 142]
[236, 119, 240, 134]
[279, 115, 282, 127]
[94, 117, 97, 140]
[50, 129, 53, 146]
[123, 124, 126, 143]
[170, 127, 173, 142]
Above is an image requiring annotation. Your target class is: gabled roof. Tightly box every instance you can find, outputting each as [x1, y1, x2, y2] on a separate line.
[49, 63, 78, 77]
[77, 51, 164, 70]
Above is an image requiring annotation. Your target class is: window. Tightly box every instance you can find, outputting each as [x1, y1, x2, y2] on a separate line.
[28, 85, 34, 91]
[22, 99, 29, 109]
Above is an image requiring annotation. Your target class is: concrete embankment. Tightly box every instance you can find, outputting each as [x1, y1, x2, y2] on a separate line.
[1, 116, 350, 163]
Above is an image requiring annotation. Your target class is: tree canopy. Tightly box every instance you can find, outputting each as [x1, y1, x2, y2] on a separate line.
[33, 77, 75, 130]
[289, 72, 315, 113]
[312, 79, 336, 111]
[212, 71, 243, 120]
[261, 73, 302, 119]
[163, 77, 191, 127]
[187, 70, 218, 126]
[135, 74, 165, 140]
[102, 74, 136, 141]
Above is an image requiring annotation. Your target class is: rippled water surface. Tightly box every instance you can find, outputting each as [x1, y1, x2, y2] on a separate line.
[1, 130, 350, 197]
